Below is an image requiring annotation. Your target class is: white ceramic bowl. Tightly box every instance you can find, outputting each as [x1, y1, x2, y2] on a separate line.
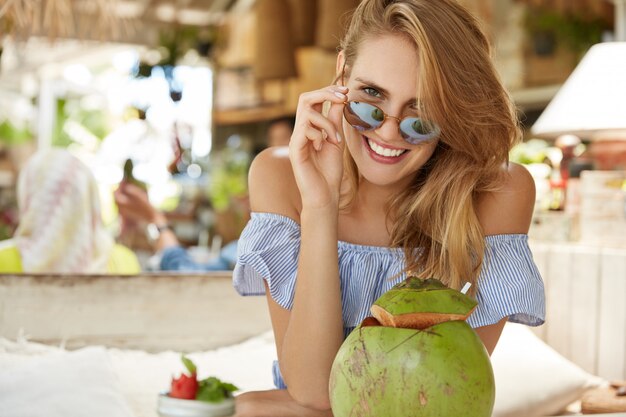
[157, 393, 235, 417]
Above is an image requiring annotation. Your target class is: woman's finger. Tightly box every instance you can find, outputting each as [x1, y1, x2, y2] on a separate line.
[305, 126, 324, 142]
[305, 109, 342, 146]
[326, 99, 346, 144]
[299, 126, 324, 152]
[290, 85, 348, 154]
[291, 112, 330, 152]
[314, 131, 327, 151]
[297, 86, 347, 112]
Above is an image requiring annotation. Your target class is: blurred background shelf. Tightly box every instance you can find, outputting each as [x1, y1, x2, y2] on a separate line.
[214, 104, 291, 126]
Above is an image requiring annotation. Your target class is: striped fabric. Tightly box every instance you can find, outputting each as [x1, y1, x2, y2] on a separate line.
[233, 212, 545, 388]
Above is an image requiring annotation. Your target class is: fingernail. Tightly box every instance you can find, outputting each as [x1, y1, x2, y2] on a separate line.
[334, 92, 346, 99]
[336, 132, 342, 143]
[337, 85, 348, 91]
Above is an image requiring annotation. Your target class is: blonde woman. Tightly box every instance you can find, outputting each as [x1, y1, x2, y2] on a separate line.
[233, 0, 545, 415]
[0, 148, 140, 274]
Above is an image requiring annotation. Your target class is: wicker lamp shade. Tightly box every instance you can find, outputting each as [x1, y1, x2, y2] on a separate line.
[316, 0, 360, 50]
[288, 0, 318, 46]
[253, 0, 298, 81]
[219, 10, 256, 69]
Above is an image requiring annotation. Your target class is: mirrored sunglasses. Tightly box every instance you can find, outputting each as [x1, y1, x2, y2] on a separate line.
[343, 101, 440, 145]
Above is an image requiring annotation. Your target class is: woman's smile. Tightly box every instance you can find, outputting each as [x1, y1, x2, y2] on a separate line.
[361, 135, 410, 164]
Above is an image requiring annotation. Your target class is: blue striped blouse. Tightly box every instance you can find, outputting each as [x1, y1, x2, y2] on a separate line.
[233, 212, 545, 388]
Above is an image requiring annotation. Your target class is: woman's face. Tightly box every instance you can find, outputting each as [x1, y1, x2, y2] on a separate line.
[342, 34, 439, 189]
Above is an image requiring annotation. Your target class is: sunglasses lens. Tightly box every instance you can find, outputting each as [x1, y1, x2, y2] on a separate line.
[344, 101, 440, 144]
[399, 117, 440, 144]
[344, 102, 384, 131]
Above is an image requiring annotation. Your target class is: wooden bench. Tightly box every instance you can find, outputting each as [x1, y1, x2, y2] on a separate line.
[2, 243, 625, 382]
[0, 272, 271, 352]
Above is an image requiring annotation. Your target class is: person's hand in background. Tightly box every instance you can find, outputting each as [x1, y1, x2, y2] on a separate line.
[114, 182, 178, 251]
[115, 182, 163, 225]
[114, 181, 236, 271]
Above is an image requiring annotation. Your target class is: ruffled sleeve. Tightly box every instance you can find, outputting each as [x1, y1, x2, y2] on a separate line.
[233, 213, 301, 310]
[467, 234, 545, 328]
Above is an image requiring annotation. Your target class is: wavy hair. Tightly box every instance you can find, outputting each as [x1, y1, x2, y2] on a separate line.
[338, 0, 521, 293]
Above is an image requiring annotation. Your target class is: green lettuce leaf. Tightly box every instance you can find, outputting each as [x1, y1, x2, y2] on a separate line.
[196, 376, 239, 403]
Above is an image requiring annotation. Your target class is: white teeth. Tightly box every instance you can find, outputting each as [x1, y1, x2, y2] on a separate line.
[367, 139, 405, 157]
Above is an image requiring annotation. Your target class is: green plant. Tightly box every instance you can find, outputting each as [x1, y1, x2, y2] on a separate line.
[52, 98, 110, 147]
[509, 139, 550, 165]
[158, 26, 200, 67]
[208, 148, 250, 212]
[525, 8, 609, 58]
[0, 120, 33, 145]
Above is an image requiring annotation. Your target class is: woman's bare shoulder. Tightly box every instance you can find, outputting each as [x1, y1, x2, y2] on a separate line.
[476, 162, 536, 236]
[248, 147, 301, 220]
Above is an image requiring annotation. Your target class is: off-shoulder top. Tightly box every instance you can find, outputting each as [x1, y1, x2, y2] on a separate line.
[233, 212, 545, 388]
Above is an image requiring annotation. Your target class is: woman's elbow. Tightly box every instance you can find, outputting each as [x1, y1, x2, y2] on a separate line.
[288, 387, 332, 411]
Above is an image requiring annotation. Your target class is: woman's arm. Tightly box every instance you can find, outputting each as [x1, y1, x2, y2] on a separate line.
[474, 318, 507, 355]
[248, 89, 347, 409]
[474, 162, 536, 354]
[283, 87, 348, 409]
[281, 205, 343, 409]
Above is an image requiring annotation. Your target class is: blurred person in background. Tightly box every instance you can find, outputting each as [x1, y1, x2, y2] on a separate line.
[0, 148, 140, 274]
[114, 117, 295, 271]
[114, 181, 237, 271]
[267, 116, 295, 148]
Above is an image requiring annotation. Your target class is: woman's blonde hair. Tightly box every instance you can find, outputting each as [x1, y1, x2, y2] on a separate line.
[338, 0, 521, 292]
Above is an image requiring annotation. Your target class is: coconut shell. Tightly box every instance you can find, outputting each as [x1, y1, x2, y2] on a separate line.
[330, 321, 495, 417]
[371, 277, 478, 330]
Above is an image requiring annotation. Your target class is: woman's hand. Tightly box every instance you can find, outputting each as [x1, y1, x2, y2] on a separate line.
[289, 85, 348, 210]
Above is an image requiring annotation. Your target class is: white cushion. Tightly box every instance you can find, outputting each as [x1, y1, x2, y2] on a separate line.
[0, 333, 277, 417]
[106, 331, 277, 416]
[0, 346, 134, 417]
[491, 323, 604, 417]
[0, 326, 604, 417]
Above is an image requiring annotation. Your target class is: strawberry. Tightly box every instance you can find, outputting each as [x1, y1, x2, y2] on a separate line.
[170, 373, 199, 400]
[167, 355, 239, 402]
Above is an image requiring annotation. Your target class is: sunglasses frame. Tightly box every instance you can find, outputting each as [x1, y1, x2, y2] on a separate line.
[339, 65, 440, 145]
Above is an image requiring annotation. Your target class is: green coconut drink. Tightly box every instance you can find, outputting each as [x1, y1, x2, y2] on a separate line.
[329, 278, 495, 417]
